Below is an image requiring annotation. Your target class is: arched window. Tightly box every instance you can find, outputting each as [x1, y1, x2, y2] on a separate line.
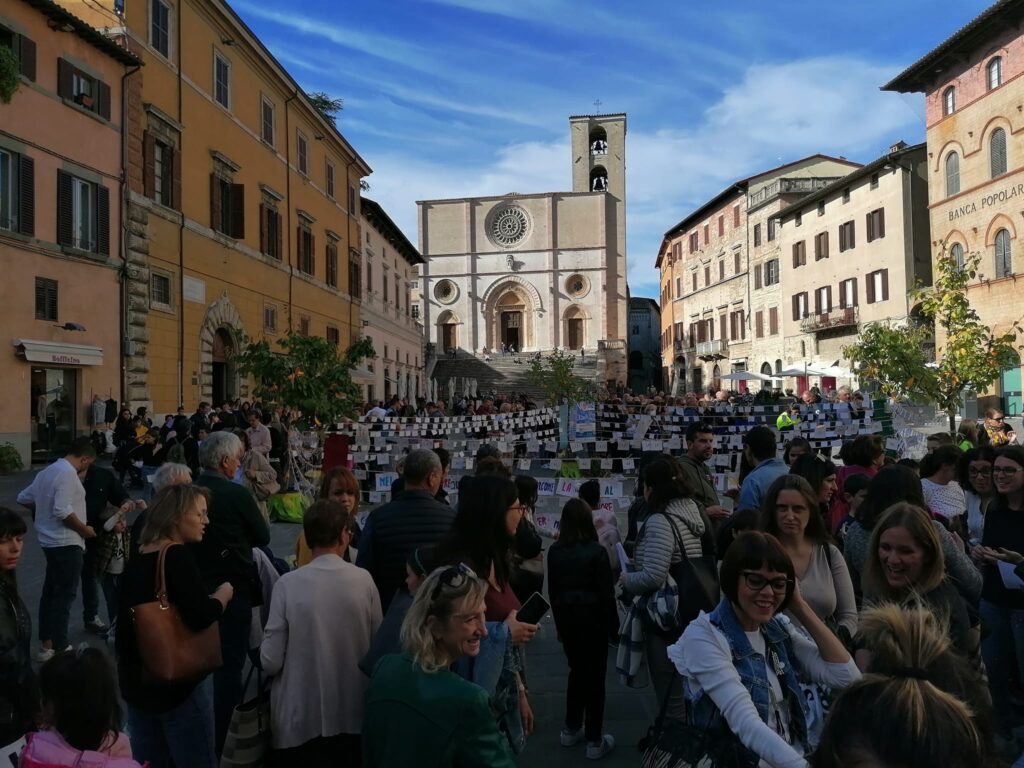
[988, 57, 1003, 90]
[589, 126, 608, 155]
[996, 229, 1013, 278]
[774, 359, 782, 375]
[945, 152, 960, 196]
[950, 242, 965, 271]
[590, 165, 608, 191]
[943, 86, 956, 116]
[991, 127, 1008, 177]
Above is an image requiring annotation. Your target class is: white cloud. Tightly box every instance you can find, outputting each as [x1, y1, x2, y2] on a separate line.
[362, 56, 922, 300]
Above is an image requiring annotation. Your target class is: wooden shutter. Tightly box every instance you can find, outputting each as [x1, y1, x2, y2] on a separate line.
[17, 154, 33, 236]
[143, 131, 156, 199]
[96, 183, 110, 255]
[97, 81, 111, 120]
[877, 209, 885, 238]
[275, 211, 283, 258]
[848, 222, 856, 249]
[866, 212, 874, 242]
[792, 243, 800, 268]
[57, 58, 73, 98]
[210, 174, 221, 231]
[866, 273, 876, 304]
[838, 281, 847, 309]
[881, 269, 889, 301]
[754, 263, 762, 289]
[769, 307, 778, 335]
[734, 251, 740, 273]
[719, 314, 726, 340]
[229, 183, 244, 238]
[822, 232, 828, 259]
[756, 310, 764, 338]
[56, 169, 73, 246]
[296, 227, 303, 270]
[839, 224, 847, 252]
[738, 310, 745, 339]
[170, 147, 181, 210]
[825, 286, 832, 313]
[258, 203, 267, 253]
[792, 294, 800, 321]
[18, 35, 35, 81]
[851, 279, 858, 307]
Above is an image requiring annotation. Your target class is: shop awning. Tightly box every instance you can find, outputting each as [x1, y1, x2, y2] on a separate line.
[14, 339, 104, 366]
[350, 367, 375, 383]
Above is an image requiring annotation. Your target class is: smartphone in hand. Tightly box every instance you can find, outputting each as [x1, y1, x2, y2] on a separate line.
[516, 592, 551, 625]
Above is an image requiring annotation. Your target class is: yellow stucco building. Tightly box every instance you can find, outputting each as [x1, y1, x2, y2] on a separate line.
[61, 0, 370, 414]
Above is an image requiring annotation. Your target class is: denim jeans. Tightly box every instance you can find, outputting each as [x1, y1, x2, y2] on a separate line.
[126, 676, 216, 768]
[80, 538, 101, 623]
[38, 545, 83, 649]
[980, 599, 1024, 734]
[214, 590, 252, 756]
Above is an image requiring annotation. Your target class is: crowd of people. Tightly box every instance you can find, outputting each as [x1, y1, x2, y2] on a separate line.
[0, 395, 1023, 767]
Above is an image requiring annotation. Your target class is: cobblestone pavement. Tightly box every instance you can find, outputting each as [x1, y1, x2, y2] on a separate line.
[0, 465, 654, 766]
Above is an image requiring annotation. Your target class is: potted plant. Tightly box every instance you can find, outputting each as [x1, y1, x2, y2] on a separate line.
[0, 442, 23, 474]
[75, 92, 94, 108]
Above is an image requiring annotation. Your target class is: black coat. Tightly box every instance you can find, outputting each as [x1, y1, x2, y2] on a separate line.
[0, 574, 36, 745]
[547, 540, 619, 643]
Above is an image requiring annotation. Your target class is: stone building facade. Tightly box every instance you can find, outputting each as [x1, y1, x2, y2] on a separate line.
[627, 298, 661, 393]
[0, 1, 140, 463]
[419, 114, 628, 387]
[657, 155, 858, 395]
[884, 0, 1024, 417]
[776, 142, 932, 393]
[62, 0, 370, 415]
[359, 197, 425, 405]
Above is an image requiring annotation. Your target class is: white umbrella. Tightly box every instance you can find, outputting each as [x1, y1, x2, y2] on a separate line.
[720, 371, 781, 382]
[778, 363, 832, 377]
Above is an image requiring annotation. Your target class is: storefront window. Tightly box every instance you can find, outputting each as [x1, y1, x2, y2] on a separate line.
[31, 368, 77, 460]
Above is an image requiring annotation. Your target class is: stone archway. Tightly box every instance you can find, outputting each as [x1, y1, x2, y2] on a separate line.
[436, 310, 461, 353]
[562, 303, 591, 351]
[482, 278, 543, 352]
[199, 294, 245, 404]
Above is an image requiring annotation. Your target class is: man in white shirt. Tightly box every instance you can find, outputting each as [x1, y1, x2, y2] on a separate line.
[17, 437, 97, 661]
[246, 410, 273, 456]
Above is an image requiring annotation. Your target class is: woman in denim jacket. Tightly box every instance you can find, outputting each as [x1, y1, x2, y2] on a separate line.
[668, 532, 860, 768]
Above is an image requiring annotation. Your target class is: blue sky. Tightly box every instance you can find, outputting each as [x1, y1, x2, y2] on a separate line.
[232, 0, 992, 299]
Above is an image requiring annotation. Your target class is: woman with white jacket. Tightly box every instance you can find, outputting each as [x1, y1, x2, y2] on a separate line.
[668, 531, 860, 768]
[620, 455, 715, 720]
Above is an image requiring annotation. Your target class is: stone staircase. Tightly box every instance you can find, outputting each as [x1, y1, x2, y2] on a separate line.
[429, 350, 601, 404]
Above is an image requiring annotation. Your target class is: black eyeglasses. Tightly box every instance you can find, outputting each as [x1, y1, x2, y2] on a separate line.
[741, 571, 792, 594]
[968, 467, 993, 477]
[430, 563, 476, 601]
[993, 466, 1022, 476]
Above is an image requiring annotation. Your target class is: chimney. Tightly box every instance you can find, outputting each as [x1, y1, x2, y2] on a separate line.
[889, 140, 908, 153]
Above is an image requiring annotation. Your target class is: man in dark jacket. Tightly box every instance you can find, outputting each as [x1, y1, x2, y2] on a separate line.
[193, 430, 270, 756]
[678, 423, 729, 521]
[357, 449, 454, 611]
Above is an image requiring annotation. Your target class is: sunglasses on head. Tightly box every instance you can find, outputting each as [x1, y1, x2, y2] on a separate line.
[430, 563, 476, 601]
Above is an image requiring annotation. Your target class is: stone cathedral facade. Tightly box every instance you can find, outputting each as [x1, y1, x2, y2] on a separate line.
[418, 114, 629, 387]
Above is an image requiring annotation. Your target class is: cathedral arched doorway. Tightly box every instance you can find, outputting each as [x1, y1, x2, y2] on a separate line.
[483, 280, 541, 352]
[437, 310, 461, 353]
[497, 293, 524, 351]
[563, 304, 590, 351]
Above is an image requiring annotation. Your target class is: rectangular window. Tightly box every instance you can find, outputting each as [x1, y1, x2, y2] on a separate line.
[261, 97, 275, 145]
[753, 223, 762, 247]
[382, 271, 389, 303]
[765, 258, 780, 285]
[718, 260, 724, 280]
[411, 304, 420, 319]
[866, 269, 890, 304]
[263, 304, 277, 331]
[718, 216, 724, 236]
[348, 251, 362, 300]
[719, 314, 727, 340]
[299, 316, 310, 337]
[326, 240, 338, 288]
[767, 218, 777, 241]
[297, 132, 308, 175]
[689, 232, 699, 253]
[817, 201, 825, 216]
[366, 261, 372, 291]
[792, 292, 808, 320]
[326, 161, 335, 199]
[691, 272, 697, 292]
[57, 59, 109, 119]
[35, 277, 57, 321]
[815, 286, 832, 314]
[704, 265, 710, 285]
[150, 272, 171, 308]
[734, 251, 741, 274]
[814, 231, 829, 260]
[72, 178, 95, 251]
[214, 51, 230, 109]
[733, 205, 740, 227]
[150, 0, 170, 57]
[675, 276, 681, 297]
[57, 171, 108, 254]
[0, 26, 36, 83]
[297, 226, 314, 275]
[153, 139, 172, 206]
[839, 220, 855, 252]
[703, 225, 709, 245]
[210, 174, 244, 238]
[792, 240, 806, 268]
[866, 208, 885, 242]
[755, 310, 764, 338]
[260, 204, 282, 259]
[754, 263, 762, 289]
[769, 307, 779, 335]
[840, 277, 858, 308]
[0, 149, 13, 231]
[326, 326, 340, 347]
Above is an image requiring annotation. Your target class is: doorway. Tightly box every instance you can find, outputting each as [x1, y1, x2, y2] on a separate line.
[211, 328, 236, 406]
[1002, 357, 1022, 416]
[441, 323, 457, 353]
[566, 318, 583, 350]
[30, 367, 76, 461]
[501, 311, 522, 350]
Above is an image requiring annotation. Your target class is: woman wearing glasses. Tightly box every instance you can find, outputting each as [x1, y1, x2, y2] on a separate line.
[980, 409, 1017, 447]
[972, 446, 1024, 738]
[667, 532, 859, 768]
[960, 446, 996, 544]
[363, 565, 515, 767]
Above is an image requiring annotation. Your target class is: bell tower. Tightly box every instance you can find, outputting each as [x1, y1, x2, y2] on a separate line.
[570, 112, 626, 200]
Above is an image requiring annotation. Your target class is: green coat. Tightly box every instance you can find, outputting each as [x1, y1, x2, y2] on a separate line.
[677, 454, 720, 512]
[363, 654, 515, 768]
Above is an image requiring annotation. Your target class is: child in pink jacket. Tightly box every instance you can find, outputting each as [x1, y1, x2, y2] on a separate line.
[19, 648, 143, 768]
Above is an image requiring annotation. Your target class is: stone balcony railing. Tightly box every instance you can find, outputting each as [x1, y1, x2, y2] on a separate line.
[799, 306, 859, 333]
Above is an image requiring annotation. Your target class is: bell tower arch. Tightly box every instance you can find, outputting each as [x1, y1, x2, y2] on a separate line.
[570, 113, 626, 200]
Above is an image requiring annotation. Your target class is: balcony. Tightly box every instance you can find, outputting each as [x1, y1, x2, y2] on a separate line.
[673, 337, 694, 352]
[747, 176, 844, 210]
[799, 307, 859, 333]
[696, 339, 728, 359]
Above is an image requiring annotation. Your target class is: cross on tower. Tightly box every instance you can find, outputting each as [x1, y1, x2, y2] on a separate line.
[593, 99, 602, 115]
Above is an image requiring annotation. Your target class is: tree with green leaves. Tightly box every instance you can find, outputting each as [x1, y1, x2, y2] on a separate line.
[307, 91, 343, 124]
[844, 247, 1021, 433]
[233, 331, 374, 428]
[527, 349, 598, 405]
[0, 45, 21, 103]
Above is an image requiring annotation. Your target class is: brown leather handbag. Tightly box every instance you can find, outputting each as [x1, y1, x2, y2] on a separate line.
[131, 543, 223, 682]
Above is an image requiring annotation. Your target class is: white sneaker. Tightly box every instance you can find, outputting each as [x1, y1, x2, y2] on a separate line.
[35, 647, 55, 663]
[84, 617, 108, 634]
[586, 735, 615, 760]
[560, 728, 584, 747]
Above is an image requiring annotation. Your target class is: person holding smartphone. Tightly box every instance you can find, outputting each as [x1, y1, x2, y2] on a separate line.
[548, 498, 619, 760]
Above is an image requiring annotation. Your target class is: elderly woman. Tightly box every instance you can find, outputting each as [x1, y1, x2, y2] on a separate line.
[261, 499, 381, 766]
[363, 565, 515, 767]
[116, 484, 233, 768]
[233, 428, 279, 522]
[668, 532, 860, 768]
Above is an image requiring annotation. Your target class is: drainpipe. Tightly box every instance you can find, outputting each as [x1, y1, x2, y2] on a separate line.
[176, 0, 185, 407]
[284, 92, 298, 330]
[119, 62, 141, 409]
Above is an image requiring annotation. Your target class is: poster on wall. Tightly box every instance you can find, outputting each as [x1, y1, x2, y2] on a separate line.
[569, 401, 596, 441]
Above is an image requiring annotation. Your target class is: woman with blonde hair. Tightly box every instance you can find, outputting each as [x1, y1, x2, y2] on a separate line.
[862, 503, 973, 657]
[812, 603, 993, 768]
[362, 565, 515, 767]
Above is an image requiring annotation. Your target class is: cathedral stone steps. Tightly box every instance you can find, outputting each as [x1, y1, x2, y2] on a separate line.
[428, 350, 601, 405]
